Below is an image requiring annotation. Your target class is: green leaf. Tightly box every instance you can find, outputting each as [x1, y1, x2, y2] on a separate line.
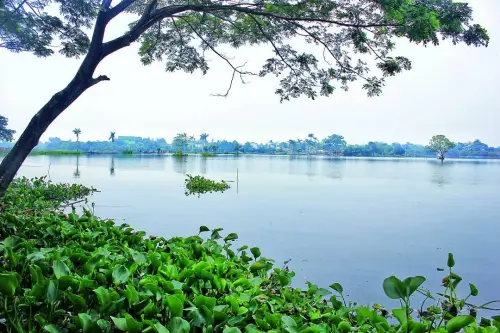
[44, 324, 61, 333]
[224, 233, 238, 242]
[250, 261, 269, 272]
[124, 284, 139, 305]
[447, 253, 455, 268]
[469, 283, 479, 296]
[329, 283, 344, 294]
[194, 295, 217, 311]
[281, 316, 298, 333]
[67, 293, 86, 309]
[154, 322, 170, 333]
[446, 315, 475, 333]
[112, 265, 130, 285]
[392, 308, 408, 325]
[382, 276, 406, 300]
[112, 317, 128, 331]
[78, 313, 98, 333]
[250, 247, 261, 259]
[402, 276, 426, 297]
[224, 328, 243, 333]
[124, 313, 143, 333]
[47, 280, 58, 304]
[199, 226, 210, 233]
[0, 273, 19, 297]
[97, 319, 109, 330]
[168, 317, 190, 333]
[4, 236, 20, 249]
[166, 294, 184, 317]
[84, 254, 104, 274]
[53, 260, 71, 279]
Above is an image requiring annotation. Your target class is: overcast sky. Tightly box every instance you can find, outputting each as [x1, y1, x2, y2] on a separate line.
[1, 0, 499, 146]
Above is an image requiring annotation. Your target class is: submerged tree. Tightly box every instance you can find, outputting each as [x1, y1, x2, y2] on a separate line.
[0, 0, 490, 195]
[0, 116, 15, 142]
[427, 135, 455, 160]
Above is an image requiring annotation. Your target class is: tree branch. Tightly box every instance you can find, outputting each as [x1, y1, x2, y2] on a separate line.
[178, 16, 256, 96]
[288, 21, 368, 80]
[107, 0, 137, 21]
[247, 14, 298, 76]
[88, 75, 110, 88]
[0, 0, 28, 28]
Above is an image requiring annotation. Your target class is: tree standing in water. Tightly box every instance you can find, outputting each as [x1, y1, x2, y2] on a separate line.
[427, 135, 456, 161]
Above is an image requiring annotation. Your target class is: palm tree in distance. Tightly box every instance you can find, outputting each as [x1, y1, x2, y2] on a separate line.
[200, 133, 209, 150]
[109, 131, 116, 153]
[72, 128, 81, 152]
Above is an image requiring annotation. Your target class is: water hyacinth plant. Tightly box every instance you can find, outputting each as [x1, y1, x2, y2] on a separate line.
[0, 178, 499, 332]
[184, 174, 230, 197]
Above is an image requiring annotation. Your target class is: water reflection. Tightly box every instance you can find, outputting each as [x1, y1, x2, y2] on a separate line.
[430, 161, 452, 187]
[110, 157, 115, 176]
[172, 156, 188, 175]
[73, 155, 80, 178]
[322, 158, 346, 179]
[199, 156, 207, 174]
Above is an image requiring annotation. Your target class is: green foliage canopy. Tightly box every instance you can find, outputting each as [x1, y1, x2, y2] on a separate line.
[427, 134, 456, 159]
[0, 0, 489, 101]
[0, 115, 15, 142]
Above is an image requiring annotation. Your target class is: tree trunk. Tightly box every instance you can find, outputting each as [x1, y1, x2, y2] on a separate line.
[0, 77, 92, 197]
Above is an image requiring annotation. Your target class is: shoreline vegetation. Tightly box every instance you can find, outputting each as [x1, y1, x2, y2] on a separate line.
[0, 177, 499, 332]
[0, 149, 499, 160]
[1, 134, 499, 159]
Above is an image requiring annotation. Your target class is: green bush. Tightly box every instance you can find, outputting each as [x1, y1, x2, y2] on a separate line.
[173, 149, 187, 157]
[184, 174, 230, 197]
[201, 152, 215, 157]
[122, 149, 134, 155]
[0, 178, 498, 332]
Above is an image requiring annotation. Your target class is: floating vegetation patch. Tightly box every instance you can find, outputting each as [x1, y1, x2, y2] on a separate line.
[173, 149, 188, 157]
[184, 174, 230, 197]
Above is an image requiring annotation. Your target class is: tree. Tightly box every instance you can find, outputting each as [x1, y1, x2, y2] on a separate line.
[0, 115, 15, 142]
[323, 134, 346, 156]
[200, 133, 209, 148]
[0, 0, 489, 195]
[109, 131, 116, 143]
[172, 133, 188, 152]
[233, 141, 243, 155]
[426, 135, 456, 160]
[306, 134, 318, 155]
[73, 128, 82, 143]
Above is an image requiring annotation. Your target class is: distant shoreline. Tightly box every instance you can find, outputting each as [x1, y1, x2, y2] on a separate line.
[1, 150, 499, 160]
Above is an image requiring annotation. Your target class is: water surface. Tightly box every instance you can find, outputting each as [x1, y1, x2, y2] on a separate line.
[17, 155, 500, 308]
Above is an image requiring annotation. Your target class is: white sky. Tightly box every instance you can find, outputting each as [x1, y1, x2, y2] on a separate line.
[1, 0, 499, 146]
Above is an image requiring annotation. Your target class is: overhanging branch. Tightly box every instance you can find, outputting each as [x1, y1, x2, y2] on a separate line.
[178, 16, 257, 96]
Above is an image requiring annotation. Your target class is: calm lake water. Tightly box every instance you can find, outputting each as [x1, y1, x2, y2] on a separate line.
[16, 155, 500, 308]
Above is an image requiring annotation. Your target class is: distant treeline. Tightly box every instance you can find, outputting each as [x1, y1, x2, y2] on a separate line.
[0, 134, 499, 158]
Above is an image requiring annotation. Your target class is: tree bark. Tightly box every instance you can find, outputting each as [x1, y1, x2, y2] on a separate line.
[0, 76, 99, 197]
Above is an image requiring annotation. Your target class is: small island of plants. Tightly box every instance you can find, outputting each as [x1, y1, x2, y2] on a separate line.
[184, 174, 231, 197]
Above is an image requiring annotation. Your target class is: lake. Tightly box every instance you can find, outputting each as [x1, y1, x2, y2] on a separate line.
[16, 154, 500, 309]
